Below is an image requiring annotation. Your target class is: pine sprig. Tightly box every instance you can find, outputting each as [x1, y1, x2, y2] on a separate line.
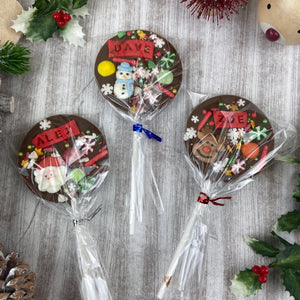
[0, 41, 31, 75]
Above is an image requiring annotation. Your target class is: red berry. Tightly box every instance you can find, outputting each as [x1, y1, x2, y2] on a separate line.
[258, 274, 267, 283]
[260, 265, 270, 275]
[252, 265, 261, 274]
[58, 21, 66, 27]
[59, 10, 64, 17]
[52, 12, 61, 21]
[63, 13, 71, 22]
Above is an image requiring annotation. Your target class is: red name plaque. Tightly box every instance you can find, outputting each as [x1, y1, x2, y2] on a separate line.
[108, 39, 154, 59]
[213, 111, 247, 129]
[32, 120, 80, 148]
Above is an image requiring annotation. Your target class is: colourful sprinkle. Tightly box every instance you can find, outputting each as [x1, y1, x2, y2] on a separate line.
[263, 119, 268, 124]
[219, 102, 224, 106]
[86, 130, 91, 134]
[27, 145, 32, 149]
[18, 152, 23, 156]
[172, 89, 177, 94]
[65, 143, 70, 148]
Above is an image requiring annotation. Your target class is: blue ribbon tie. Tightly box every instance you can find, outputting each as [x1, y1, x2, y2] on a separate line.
[133, 124, 162, 142]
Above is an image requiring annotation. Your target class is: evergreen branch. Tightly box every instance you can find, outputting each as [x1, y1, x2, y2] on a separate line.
[0, 41, 31, 75]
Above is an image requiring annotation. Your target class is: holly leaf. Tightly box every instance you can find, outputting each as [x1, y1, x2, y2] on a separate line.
[230, 269, 262, 297]
[272, 244, 300, 270]
[281, 269, 300, 299]
[26, 14, 58, 41]
[59, 19, 85, 47]
[33, 0, 72, 15]
[245, 235, 280, 258]
[11, 7, 37, 34]
[72, 0, 87, 9]
[275, 210, 300, 233]
[293, 173, 300, 201]
[70, 6, 89, 18]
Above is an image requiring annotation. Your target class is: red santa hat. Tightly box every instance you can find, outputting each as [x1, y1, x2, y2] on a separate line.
[37, 156, 64, 170]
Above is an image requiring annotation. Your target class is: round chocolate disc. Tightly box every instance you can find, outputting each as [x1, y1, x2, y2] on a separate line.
[94, 29, 183, 120]
[18, 115, 109, 203]
[184, 95, 274, 182]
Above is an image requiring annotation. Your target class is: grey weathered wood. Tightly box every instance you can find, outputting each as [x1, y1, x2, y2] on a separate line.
[0, 0, 299, 299]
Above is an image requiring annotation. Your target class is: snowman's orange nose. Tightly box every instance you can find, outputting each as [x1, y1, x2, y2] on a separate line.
[266, 28, 280, 42]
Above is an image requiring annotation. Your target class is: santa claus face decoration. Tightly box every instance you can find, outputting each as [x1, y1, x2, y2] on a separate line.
[184, 95, 274, 182]
[18, 115, 109, 203]
[94, 30, 183, 120]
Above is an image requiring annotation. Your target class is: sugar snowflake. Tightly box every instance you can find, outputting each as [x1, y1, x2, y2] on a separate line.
[227, 128, 239, 144]
[213, 158, 228, 173]
[101, 83, 113, 95]
[237, 128, 246, 138]
[237, 99, 246, 107]
[151, 66, 160, 76]
[39, 119, 51, 130]
[184, 127, 197, 141]
[231, 159, 246, 175]
[150, 34, 158, 40]
[191, 115, 199, 123]
[154, 38, 165, 48]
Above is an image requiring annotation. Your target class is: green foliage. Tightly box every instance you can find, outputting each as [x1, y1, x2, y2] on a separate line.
[245, 235, 279, 258]
[294, 174, 300, 201]
[26, 14, 58, 41]
[281, 269, 300, 300]
[0, 41, 31, 75]
[230, 269, 262, 297]
[272, 244, 300, 270]
[275, 210, 300, 233]
[231, 167, 300, 299]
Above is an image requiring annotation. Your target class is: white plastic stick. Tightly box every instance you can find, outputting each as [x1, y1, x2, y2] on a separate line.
[157, 202, 205, 299]
[129, 131, 140, 235]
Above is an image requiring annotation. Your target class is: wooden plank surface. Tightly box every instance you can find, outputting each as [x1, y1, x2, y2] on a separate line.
[0, 0, 299, 299]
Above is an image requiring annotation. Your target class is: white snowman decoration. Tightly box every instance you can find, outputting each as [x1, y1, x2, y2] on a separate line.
[113, 62, 134, 99]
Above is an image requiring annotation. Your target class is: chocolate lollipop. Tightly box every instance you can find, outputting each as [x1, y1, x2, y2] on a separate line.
[95, 30, 183, 234]
[158, 95, 281, 298]
[18, 115, 109, 204]
[95, 29, 183, 120]
[18, 115, 112, 300]
[184, 95, 274, 185]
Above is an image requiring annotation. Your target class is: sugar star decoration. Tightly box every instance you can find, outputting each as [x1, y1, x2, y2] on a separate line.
[11, 0, 89, 47]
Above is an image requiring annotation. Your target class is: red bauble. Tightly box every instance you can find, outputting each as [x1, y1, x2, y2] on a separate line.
[181, 0, 248, 23]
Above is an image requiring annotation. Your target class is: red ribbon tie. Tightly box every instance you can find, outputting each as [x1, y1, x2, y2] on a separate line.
[197, 192, 231, 206]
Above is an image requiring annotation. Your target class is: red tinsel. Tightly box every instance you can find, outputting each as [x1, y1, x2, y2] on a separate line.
[181, 0, 248, 23]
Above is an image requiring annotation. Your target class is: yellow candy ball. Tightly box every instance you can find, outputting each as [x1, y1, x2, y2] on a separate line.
[97, 60, 116, 77]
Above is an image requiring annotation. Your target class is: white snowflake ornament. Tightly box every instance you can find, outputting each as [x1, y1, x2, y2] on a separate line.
[101, 83, 113, 95]
[39, 119, 51, 130]
[191, 115, 199, 123]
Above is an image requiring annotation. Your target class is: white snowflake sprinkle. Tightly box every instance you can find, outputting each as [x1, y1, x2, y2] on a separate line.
[225, 104, 231, 110]
[227, 128, 239, 144]
[101, 83, 113, 95]
[68, 182, 77, 192]
[154, 38, 165, 48]
[151, 66, 160, 76]
[237, 99, 246, 107]
[191, 115, 199, 123]
[184, 127, 197, 141]
[150, 34, 158, 40]
[213, 158, 228, 173]
[39, 119, 51, 130]
[231, 159, 246, 175]
[237, 128, 246, 138]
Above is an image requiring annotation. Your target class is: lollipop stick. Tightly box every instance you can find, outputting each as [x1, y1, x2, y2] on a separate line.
[130, 131, 140, 235]
[157, 202, 205, 299]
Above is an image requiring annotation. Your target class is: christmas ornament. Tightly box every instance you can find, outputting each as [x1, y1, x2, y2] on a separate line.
[157, 94, 289, 298]
[95, 29, 183, 234]
[181, 0, 248, 23]
[0, 0, 22, 47]
[11, 0, 89, 47]
[231, 160, 300, 299]
[17, 115, 112, 300]
[0, 243, 35, 299]
[258, 0, 300, 45]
